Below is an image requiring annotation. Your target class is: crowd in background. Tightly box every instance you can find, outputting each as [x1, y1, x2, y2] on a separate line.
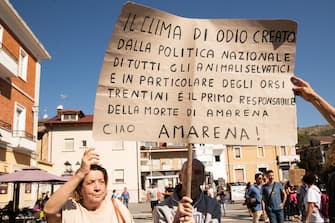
[243, 170, 329, 223]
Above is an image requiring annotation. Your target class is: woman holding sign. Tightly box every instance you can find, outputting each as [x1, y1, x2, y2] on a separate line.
[292, 76, 335, 223]
[44, 148, 134, 223]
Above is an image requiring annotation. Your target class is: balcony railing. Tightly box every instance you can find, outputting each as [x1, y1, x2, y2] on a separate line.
[277, 155, 300, 163]
[0, 120, 12, 131]
[12, 130, 34, 141]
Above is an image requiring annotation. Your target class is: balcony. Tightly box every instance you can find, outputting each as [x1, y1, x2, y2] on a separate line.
[0, 43, 18, 78]
[12, 130, 34, 141]
[277, 155, 300, 165]
[0, 120, 12, 131]
[0, 121, 36, 152]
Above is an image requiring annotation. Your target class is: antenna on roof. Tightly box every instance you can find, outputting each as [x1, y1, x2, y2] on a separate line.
[42, 108, 48, 119]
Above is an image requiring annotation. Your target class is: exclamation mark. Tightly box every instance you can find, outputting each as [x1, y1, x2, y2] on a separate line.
[256, 127, 260, 141]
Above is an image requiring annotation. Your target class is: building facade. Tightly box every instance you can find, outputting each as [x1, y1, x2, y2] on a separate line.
[40, 107, 141, 202]
[139, 142, 189, 196]
[296, 136, 335, 175]
[39, 106, 301, 203]
[40, 108, 301, 202]
[141, 143, 299, 202]
[225, 145, 299, 184]
[0, 0, 50, 207]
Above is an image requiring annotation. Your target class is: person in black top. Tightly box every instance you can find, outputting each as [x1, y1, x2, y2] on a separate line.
[163, 183, 174, 200]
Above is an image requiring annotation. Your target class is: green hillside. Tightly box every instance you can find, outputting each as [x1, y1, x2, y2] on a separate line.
[297, 124, 335, 145]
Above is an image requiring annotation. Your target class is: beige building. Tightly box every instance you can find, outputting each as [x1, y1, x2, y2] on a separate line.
[226, 145, 299, 184]
[0, 0, 50, 207]
[140, 143, 300, 200]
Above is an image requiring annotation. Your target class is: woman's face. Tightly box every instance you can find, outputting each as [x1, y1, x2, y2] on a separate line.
[80, 170, 107, 209]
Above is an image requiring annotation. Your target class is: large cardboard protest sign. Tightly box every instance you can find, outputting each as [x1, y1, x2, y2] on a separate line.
[93, 2, 297, 145]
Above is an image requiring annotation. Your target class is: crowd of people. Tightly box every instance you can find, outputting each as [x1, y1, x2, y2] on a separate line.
[244, 169, 330, 223]
[25, 145, 331, 223]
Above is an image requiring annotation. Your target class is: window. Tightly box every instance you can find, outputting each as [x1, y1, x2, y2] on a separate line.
[234, 168, 245, 182]
[178, 158, 187, 169]
[0, 172, 8, 194]
[81, 140, 87, 147]
[257, 146, 265, 157]
[63, 138, 74, 151]
[214, 155, 221, 162]
[19, 48, 28, 80]
[113, 169, 124, 183]
[233, 146, 241, 159]
[280, 146, 287, 156]
[25, 183, 32, 193]
[111, 141, 124, 151]
[0, 183, 8, 194]
[167, 142, 185, 147]
[62, 114, 77, 121]
[258, 167, 267, 173]
[282, 169, 289, 181]
[161, 159, 172, 170]
[152, 159, 160, 170]
[143, 141, 157, 147]
[13, 103, 26, 137]
[79, 140, 87, 149]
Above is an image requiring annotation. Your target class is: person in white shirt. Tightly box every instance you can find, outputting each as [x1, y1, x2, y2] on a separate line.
[302, 174, 324, 223]
[147, 183, 160, 211]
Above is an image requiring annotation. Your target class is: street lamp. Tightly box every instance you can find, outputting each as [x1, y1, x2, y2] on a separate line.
[75, 161, 81, 171]
[149, 146, 153, 184]
[64, 161, 73, 175]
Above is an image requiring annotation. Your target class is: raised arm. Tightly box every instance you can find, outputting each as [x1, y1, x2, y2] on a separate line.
[43, 148, 100, 223]
[291, 76, 335, 127]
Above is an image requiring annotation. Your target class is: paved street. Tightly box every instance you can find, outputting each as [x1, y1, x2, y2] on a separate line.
[129, 201, 254, 223]
[129, 201, 297, 223]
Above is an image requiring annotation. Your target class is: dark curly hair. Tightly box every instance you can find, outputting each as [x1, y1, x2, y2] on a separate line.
[302, 173, 316, 185]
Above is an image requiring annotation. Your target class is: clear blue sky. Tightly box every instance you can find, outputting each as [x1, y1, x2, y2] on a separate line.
[10, 0, 335, 128]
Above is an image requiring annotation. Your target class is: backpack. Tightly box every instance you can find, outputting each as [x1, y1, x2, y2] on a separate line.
[312, 187, 329, 219]
[320, 193, 329, 219]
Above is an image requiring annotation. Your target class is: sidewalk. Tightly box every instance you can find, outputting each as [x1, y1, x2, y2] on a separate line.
[128, 201, 297, 223]
[128, 201, 254, 223]
[128, 202, 152, 223]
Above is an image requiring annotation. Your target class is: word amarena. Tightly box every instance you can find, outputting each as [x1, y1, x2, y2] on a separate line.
[158, 124, 251, 140]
